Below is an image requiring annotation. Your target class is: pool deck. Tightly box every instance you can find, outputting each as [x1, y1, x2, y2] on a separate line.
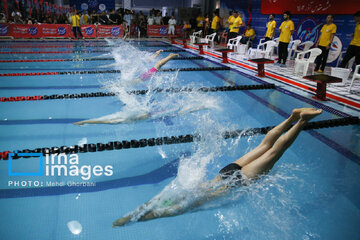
[168, 38, 360, 115]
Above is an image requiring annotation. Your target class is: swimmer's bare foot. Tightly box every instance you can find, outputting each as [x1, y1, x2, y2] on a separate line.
[169, 53, 179, 58]
[113, 216, 131, 227]
[291, 108, 317, 120]
[300, 109, 322, 122]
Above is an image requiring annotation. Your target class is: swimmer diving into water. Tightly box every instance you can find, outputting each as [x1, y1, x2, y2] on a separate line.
[73, 101, 214, 125]
[113, 108, 322, 227]
[97, 49, 164, 68]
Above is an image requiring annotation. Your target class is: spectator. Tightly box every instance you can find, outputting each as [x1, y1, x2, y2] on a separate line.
[99, 11, 109, 25]
[264, 14, 276, 42]
[71, 11, 83, 39]
[123, 9, 132, 26]
[163, 13, 170, 25]
[154, 12, 163, 25]
[168, 15, 176, 36]
[314, 15, 337, 73]
[184, 20, 191, 38]
[196, 12, 205, 32]
[90, 10, 99, 24]
[204, 14, 210, 36]
[276, 11, 294, 67]
[108, 9, 118, 24]
[26, 18, 32, 24]
[340, 11, 360, 69]
[240, 24, 256, 46]
[81, 10, 90, 25]
[13, 14, 24, 24]
[0, 13, 7, 23]
[228, 10, 242, 42]
[148, 15, 154, 26]
[210, 11, 221, 43]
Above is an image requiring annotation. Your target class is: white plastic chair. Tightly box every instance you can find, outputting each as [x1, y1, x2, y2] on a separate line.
[190, 30, 202, 44]
[288, 40, 302, 60]
[227, 36, 242, 51]
[248, 40, 277, 59]
[294, 48, 322, 76]
[349, 64, 360, 92]
[200, 33, 216, 49]
[294, 41, 313, 57]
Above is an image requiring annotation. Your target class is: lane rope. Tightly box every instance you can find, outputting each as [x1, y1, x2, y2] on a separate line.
[0, 56, 204, 63]
[0, 84, 276, 102]
[0, 67, 230, 77]
[0, 116, 358, 160]
[0, 49, 186, 54]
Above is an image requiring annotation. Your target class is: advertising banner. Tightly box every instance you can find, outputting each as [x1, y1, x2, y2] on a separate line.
[96, 25, 123, 38]
[41, 24, 71, 38]
[147, 25, 183, 37]
[80, 25, 97, 38]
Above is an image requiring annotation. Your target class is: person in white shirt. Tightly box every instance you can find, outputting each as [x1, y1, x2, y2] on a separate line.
[147, 15, 154, 25]
[154, 12, 163, 25]
[168, 16, 176, 35]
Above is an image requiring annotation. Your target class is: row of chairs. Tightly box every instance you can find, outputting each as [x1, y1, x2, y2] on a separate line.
[189, 31, 359, 92]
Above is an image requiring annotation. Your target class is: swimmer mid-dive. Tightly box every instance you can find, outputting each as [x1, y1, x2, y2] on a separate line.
[113, 108, 322, 227]
[73, 102, 214, 125]
[97, 49, 164, 68]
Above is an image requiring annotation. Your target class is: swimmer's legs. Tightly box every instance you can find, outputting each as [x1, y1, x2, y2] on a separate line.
[153, 53, 179, 70]
[241, 109, 322, 179]
[234, 108, 311, 167]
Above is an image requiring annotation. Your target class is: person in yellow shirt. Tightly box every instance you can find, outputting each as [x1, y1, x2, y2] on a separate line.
[211, 11, 221, 43]
[227, 10, 243, 42]
[196, 12, 205, 32]
[340, 11, 360, 68]
[265, 14, 276, 42]
[276, 11, 294, 67]
[314, 15, 337, 73]
[184, 21, 192, 39]
[71, 11, 83, 39]
[240, 24, 256, 47]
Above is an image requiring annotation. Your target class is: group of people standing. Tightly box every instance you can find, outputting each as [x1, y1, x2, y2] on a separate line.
[218, 9, 359, 71]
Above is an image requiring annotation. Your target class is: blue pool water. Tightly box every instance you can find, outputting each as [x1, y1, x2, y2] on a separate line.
[0, 40, 359, 240]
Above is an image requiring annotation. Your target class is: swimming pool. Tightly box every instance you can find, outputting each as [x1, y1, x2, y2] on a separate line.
[0, 40, 359, 240]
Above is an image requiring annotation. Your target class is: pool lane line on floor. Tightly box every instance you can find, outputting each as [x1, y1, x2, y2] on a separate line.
[171, 40, 360, 110]
[0, 152, 191, 199]
[0, 84, 276, 102]
[0, 116, 358, 159]
[0, 56, 204, 63]
[0, 67, 230, 77]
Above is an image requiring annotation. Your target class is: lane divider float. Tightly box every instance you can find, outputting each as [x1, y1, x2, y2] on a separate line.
[0, 84, 276, 102]
[0, 116, 358, 160]
[0, 67, 230, 77]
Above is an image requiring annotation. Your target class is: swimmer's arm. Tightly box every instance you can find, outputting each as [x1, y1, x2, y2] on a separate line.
[150, 49, 163, 59]
[73, 119, 121, 125]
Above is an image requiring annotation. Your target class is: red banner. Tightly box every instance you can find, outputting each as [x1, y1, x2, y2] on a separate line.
[147, 25, 183, 37]
[0, 24, 126, 39]
[261, 0, 360, 14]
[96, 25, 124, 38]
[12, 24, 41, 38]
[80, 25, 97, 38]
[41, 24, 72, 38]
